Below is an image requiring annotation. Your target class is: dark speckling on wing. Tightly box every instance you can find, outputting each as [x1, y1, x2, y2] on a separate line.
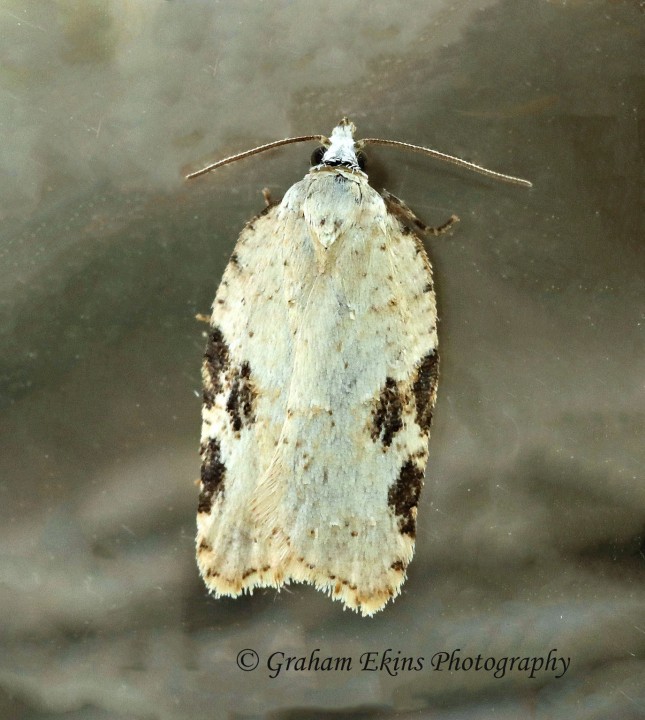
[371, 377, 406, 448]
[203, 327, 230, 396]
[388, 459, 424, 537]
[226, 361, 257, 432]
[198, 438, 226, 513]
[412, 350, 439, 435]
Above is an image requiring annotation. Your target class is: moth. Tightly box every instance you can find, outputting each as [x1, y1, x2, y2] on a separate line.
[188, 119, 530, 616]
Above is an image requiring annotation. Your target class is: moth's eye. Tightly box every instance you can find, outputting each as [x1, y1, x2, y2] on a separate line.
[310, 146, 326, 166]
[356, 150, 367, 170]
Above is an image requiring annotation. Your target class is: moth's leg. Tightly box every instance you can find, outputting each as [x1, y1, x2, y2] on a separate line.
[245, 189, 281, 229]
[261, 187, 279, 208]
[381, 190, 459, 240]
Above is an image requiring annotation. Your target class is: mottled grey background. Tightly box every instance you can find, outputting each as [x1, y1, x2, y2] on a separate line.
[0, 1, 643, 718]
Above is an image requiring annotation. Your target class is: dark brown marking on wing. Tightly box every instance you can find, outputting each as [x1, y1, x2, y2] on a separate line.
[198, 438, 226, 513]
[388, 460, 424, 537]
[203, 327, 230, 396]
[226, 361, 257, 432]
[413, 350, 439, 435]
[370, 377, 405, 448]
[202, 387, 215, 411]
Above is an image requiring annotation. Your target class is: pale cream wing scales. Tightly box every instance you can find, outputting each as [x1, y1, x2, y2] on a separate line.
[252, 171, 438, 615]
[197, 199, 318, 595]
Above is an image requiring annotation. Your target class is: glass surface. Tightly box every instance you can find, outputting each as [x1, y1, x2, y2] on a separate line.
[1, 1, 642, 718]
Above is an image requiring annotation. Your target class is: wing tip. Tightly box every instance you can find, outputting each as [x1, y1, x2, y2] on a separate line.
[196, 547, 409, 616]
[289, 560, 406, 617]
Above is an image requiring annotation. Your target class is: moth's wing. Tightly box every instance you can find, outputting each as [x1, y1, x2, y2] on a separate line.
[252, 174, 438, 616]
[197, 194, 318, 596]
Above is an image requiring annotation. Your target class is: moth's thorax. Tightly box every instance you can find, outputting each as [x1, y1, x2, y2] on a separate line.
[298, 170, 375, 259]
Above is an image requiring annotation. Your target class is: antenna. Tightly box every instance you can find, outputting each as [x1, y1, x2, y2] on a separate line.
[186, 134, 327, 179]
[359, 137, 532, 188]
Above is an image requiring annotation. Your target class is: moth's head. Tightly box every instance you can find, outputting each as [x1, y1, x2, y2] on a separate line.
[310, 117, 367, 173]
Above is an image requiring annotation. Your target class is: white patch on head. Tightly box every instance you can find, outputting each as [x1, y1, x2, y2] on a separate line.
[320, 120, 361, 170]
